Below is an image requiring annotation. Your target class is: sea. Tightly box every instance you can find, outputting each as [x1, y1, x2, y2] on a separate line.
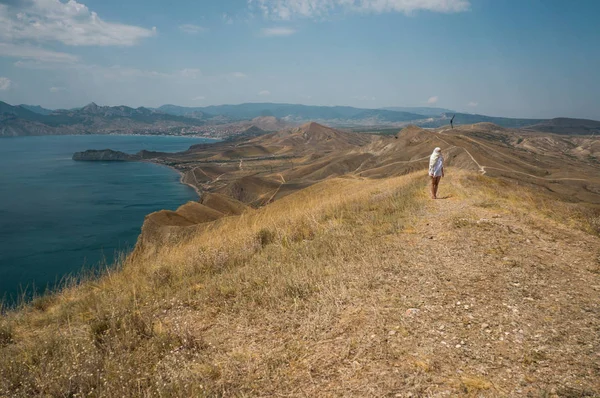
[0, 135, 213, 304]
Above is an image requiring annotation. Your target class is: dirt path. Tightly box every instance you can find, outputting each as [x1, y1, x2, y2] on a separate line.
[266, 174, 286, 204]
[380, 178, 600, 395]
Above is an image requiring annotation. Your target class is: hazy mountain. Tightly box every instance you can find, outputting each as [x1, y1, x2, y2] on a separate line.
[348, 109, 426, 123]
[0, 101, 206, 137]
[418, 112, 546, 129]
[158, 103, 427, 123]
[525, 118, 600, 135]
[4, 100, 600, 137]
[19, 104, 54, 115]
[381, 106, 455, 116]
[156, 104, 214, 120]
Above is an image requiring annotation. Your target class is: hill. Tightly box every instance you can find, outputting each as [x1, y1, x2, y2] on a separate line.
[159, 102, 427, 124]
[1, 164, 599, 396]
[418, 112, 546, 129]
[2, 121, 600, 396]
[0, 101, 207, 137]
[118, 122, 598, 211]
[18, 104, 54, 115]
[526, 117, 600, 135]
[5, 101, 600, 137]
[381, 106, 455, 116]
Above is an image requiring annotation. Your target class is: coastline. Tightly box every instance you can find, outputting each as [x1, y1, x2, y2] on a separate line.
[176, 167, 203, 200]
[140, 159, 203, 200]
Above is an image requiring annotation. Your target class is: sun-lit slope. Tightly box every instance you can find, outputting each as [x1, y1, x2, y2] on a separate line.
[248, 121, 376, 155]
[1, 170, 599, 396]
[199, 192, 248, 215]
[153, 120, 600, 238]
[358, 123, 600, 204]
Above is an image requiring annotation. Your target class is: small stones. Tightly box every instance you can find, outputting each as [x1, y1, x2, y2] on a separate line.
[405, 308, 420, 317]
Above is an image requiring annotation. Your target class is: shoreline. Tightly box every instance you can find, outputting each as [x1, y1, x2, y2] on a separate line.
[175, 167, 203, 200]
[139, 158, 203, 200]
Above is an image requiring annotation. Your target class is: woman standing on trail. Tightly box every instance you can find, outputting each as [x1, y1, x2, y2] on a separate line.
[428, 147, 444, 199]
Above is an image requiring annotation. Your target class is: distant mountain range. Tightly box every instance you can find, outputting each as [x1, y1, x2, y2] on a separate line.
[418, 112, 547, 129]
[2, 101, 599, 137]
[0, 101, 206, 137]
[156, 103, 427, 124]
[381, 106, 455, 116]
[19, 104, 54, 115]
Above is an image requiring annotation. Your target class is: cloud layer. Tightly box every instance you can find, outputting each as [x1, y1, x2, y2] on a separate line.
[251, 0, 470, 19]
[0, 42, 78, 62]
[0, 0, 156, 46]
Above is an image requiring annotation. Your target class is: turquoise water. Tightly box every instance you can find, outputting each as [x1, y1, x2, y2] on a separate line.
[0, 135, 213, 303]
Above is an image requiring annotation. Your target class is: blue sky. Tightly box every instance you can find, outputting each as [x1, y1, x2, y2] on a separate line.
[0, 0, 599, 119]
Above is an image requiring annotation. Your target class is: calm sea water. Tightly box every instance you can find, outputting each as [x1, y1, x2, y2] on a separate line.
[0, 135, 213, 303]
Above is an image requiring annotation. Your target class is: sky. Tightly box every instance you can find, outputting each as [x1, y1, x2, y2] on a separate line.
[0, 0, 599, 119]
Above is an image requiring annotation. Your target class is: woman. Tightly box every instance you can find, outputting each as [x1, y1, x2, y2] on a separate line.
[428, 147, 444, 199]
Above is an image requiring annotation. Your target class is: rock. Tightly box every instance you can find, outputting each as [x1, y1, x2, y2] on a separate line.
[72, 149, 140, 161]
[388, 330, 397, 336]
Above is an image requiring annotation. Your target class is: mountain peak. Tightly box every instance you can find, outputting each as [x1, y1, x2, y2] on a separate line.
[298, 121, 330, 134]
[82, 102, 100, 112]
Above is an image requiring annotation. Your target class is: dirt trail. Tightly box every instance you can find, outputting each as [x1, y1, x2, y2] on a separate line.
[266, 174, 286, 204]
[380, 177, 600, 395]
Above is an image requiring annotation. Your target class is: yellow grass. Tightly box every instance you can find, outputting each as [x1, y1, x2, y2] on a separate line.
[1, 169, 598, 397]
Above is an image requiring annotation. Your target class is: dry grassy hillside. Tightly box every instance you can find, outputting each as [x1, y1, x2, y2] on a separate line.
[1, 169, 599, 397]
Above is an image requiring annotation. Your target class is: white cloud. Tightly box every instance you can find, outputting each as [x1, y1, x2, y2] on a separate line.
[192, 96, 206, 101]
[258, 90, 271, 96]
[0, 76, 11, 90]
[179, 24, 206, 34]
[260, 27, 296, 36]
[427, 96, 438, 104]
[232, 72, 247, 78]
[179, 68, 201, 79]
[49, 86, 65, 92]
[467, 101, 478, 107]
[251, 0, 470, 20]
[0, 42, 78, 62]
[0, 0, 156, 46]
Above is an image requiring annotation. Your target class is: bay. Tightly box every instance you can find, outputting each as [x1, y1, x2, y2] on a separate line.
[0, 135, 213, 303]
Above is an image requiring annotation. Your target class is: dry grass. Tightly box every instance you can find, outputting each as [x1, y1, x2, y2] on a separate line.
[0, 173, 426, 397]
[1, 169, 599, 397]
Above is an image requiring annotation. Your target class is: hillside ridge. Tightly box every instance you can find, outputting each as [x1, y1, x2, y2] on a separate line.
[1, 170, 598, 396]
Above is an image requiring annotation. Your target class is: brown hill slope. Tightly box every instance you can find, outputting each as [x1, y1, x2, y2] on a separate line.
[1, 170, 598, 396]
[526, 117, 600, 135]
[78, 121, 600, 232]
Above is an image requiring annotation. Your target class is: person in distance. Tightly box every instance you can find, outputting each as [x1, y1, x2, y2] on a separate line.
[428, 147, 444, 199]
